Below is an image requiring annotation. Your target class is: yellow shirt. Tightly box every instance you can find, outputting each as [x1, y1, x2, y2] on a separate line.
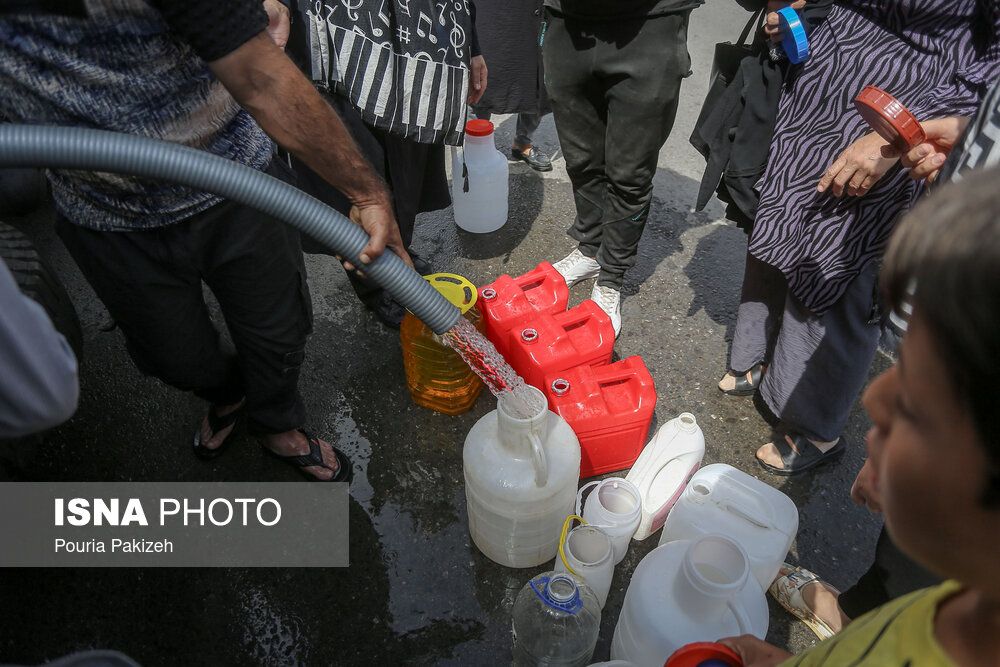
[780, 581, 963, 667]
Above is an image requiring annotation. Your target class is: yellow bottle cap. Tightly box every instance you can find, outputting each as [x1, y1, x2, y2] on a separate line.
[423, 273, 478, 314]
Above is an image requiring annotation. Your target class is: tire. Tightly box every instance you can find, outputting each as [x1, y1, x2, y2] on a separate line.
[0, 221, 83, 360]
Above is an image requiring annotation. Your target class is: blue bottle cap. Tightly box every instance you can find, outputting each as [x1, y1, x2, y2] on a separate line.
[777, 6, 809, 64]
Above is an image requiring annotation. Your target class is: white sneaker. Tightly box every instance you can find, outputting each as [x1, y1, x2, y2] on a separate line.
[590, 284, 621, 338]
[552, 248, 601, 288]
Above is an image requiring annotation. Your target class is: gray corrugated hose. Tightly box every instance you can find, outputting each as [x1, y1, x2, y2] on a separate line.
[0, 124, 461, 334]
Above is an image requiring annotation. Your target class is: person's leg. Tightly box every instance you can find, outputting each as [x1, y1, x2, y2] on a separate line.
[511, 111, 552, 171]
[513, 111, 541, 148]
[55, 217, 243, 407]
[194, 168, 344, 481]
[756, 261, 881, 471]
[720, 252, 787, 392]
[593, 12, 690, 288]
[543, 10, 608, 260]
[55, 214, 247, 450]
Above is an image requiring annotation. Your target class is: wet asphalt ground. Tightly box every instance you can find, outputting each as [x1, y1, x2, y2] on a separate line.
[0, 3, 888, 665]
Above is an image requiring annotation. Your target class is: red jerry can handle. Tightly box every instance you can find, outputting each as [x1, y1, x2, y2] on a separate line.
[478, 262, 569, 314]
[554, 299, 615, 342]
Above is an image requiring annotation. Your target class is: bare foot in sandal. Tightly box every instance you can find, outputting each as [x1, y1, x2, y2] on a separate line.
[756, 432, 847, 475]
[260, 430, 350, 482]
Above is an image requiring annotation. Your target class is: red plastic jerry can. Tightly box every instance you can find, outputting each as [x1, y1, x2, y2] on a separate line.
[543, 356, 657, 479]
[477, 262, 569, 359]
[505, 299, 615, 392]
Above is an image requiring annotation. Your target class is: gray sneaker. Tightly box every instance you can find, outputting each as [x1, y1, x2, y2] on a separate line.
[553, 248, 601, 288]
[590, 283, 621, 338]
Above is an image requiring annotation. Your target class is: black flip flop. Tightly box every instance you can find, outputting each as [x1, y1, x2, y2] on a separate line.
[262, 430, 353, 483]
[722, 363, 764, 396]
[756, 433, 848, 476]
[192, 403, 245, 460]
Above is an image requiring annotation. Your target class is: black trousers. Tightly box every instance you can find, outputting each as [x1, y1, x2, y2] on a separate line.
[56, 161, 313, 435]
[543, 10, 691, 287]
[291, 93, 450, 308]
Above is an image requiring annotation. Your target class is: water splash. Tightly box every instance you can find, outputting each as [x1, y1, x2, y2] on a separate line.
[443, 318, 544, 419]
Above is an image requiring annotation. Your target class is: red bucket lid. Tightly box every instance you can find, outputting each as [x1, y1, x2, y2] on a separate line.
[854, 85, 926, 152]
[465, 119, 494, 136]
[663, 641, 743, 667]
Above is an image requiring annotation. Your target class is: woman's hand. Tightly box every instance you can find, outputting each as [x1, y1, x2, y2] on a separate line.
[765, 0, 806, 43]
[881, 117, 972, 185]
[468, 55, 487, 104]
[718, 635, 793, 667]
[817, 131, 897, 197]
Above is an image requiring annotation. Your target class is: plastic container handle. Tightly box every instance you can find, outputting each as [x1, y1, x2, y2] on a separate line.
[727, 599, 753, 636]
[574, 480, 615, 531]
[575, 480, 600, 518]
[641, 452, 701, 492]
[716, 496, 775, 530]
[529, 432, 548, 487]
[557, 514, 587, 577]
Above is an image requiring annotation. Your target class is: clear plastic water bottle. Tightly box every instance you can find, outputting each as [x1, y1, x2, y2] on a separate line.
[512, 572, 601, 667]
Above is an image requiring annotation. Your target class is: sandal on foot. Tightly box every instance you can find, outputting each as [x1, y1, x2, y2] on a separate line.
[262, 430, 353, 483]
[769, 563, 840, 640]
[720, 363, 764, 396]
[756, 432, 847, 476]
[193, 402, 245, 460]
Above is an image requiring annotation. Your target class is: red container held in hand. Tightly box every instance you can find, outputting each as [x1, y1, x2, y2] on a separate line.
[544, 356, 657, 478]
[478, 262, 569, 358]
[505, 299, 615, 392]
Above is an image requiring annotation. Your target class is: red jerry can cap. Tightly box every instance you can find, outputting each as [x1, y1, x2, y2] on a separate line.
[663, 641, 744, 667]
[854, 85, 926, 152]
[465, 119, 494, 136]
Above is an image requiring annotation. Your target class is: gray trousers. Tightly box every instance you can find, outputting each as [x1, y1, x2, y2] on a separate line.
[730, 254, 881, 442]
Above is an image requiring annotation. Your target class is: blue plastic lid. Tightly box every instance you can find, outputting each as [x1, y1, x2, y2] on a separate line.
[778, 7, 809, 64]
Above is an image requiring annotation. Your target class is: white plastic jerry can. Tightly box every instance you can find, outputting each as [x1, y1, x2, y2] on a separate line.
[657, 463, 799, 591]
[611, 535, 769, 667]
[451, 118, 509, 233]
[624, 413, 705, 541]
[464, 385, 581, 568]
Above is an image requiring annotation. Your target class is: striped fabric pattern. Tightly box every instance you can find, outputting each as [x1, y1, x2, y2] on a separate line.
[303, 0, 471, 146]
[750, 0, 1000, 316]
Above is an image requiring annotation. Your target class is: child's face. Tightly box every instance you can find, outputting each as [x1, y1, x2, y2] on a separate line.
[861, 311, 998, 580]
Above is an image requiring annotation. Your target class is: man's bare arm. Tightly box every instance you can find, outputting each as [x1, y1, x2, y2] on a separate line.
[208, 31, 408, 266]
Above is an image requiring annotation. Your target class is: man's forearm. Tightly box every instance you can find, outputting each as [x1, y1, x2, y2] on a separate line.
[208, 31, 390, 209]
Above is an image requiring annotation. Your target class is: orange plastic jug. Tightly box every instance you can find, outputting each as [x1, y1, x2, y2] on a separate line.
[400, 273, 485, 415]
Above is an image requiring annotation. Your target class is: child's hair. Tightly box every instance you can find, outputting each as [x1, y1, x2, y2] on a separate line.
[881, 165, 1000, 506]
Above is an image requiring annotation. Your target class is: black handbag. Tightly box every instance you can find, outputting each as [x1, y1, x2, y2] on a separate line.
[709, 9, 765, 91]
[690, 9, 770, 226]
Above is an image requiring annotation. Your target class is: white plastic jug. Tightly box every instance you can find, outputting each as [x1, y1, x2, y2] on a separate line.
[611, 535, 768, 667]
[657, 463, 799, 592]
[624, 413, 705, 541]
[465, 385, 581, 567]
[554, 521, 615, 608]
[451, 119, 508, 233]
[577, 478, 641, 565]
